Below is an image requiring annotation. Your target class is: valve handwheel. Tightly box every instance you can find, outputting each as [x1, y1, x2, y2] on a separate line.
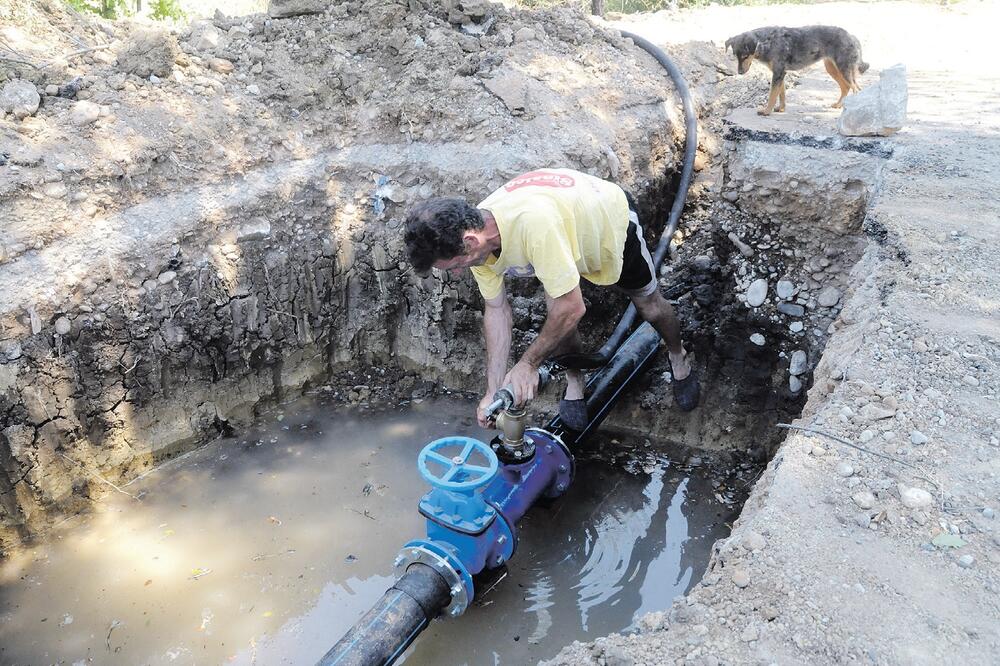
[418, 436, 499, 491]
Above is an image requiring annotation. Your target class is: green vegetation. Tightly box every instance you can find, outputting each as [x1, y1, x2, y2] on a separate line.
[149, 0, 186, 21]
[64, 0, 131, 19]
[63, 0, 185, 21]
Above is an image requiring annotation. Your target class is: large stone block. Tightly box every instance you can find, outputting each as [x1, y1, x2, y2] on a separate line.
[116, 26, 179, 78]
[187, 19, 222, 51]
[838, 64, 908, 137]
[268, 0, 327, 18]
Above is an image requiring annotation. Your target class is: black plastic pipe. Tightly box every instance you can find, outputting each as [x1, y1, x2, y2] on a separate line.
[592, 30, 699, 366]
[318, 563, 451, 666]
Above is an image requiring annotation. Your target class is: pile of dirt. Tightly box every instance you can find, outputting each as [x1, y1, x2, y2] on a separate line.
[1, 0, 684, 230]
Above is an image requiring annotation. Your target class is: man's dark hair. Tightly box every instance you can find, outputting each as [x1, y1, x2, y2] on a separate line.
[403, 198, 484, 273]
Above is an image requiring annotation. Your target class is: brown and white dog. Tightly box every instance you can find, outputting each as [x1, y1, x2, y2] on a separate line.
[726, 25, 869, 115]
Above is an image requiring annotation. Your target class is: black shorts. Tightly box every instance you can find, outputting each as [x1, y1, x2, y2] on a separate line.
[613, 207, 658, 297]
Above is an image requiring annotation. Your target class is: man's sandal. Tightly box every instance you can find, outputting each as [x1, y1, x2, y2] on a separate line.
[671, 365, 701, 412]
[559, 398, 589, 431]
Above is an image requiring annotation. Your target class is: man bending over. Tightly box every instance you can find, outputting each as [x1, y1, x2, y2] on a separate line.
[403, 168, 700, 429]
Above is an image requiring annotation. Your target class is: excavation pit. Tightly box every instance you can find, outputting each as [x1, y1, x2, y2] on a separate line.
[0, 126, 886, 660]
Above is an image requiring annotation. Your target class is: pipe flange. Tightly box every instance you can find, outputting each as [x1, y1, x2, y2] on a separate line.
[395, 543, 472, 617]
[526, 427, 575, 496]
[491, 434, 536, 465]
[527, 427, 570, 457]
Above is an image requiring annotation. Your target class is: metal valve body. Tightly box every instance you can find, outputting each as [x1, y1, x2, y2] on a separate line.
[397, 430, 573, 616]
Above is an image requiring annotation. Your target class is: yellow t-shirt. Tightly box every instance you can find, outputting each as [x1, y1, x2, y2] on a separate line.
[470, 169, 629, 300]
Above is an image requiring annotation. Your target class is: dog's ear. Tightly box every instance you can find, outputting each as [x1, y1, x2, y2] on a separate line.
[724, 37, 733, 53]
[754, 39, 766, 55]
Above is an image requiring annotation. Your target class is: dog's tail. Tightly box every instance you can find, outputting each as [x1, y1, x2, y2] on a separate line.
[853, 35, 870, 74]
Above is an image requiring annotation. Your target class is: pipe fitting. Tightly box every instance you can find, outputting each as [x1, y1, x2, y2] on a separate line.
[495, 407, 527, 449]
[394, 542, 473, 617]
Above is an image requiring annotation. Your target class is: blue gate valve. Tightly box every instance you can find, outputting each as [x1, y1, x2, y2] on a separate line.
[416, 437, 501, 535]
[417, 437, 498, 490]
[397, 432, 572, 618]
[397, 437, 514, 617]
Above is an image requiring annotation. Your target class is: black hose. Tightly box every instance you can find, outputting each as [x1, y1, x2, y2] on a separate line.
[318, 563, 451, 666]
[589, 30, 699, 366]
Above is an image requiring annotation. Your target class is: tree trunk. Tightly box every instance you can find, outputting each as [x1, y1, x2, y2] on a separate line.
[591, 0, 605, 17]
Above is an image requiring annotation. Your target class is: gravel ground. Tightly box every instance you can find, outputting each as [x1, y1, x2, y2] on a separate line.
[545, 2, 1000, 664]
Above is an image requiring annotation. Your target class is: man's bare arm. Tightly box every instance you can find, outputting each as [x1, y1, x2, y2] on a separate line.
[483, 285, 512, 395]
[521, 286, 585, 367]
[502, 286, 586, 405]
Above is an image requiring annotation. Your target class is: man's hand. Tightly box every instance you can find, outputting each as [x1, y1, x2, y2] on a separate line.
[477, 392, 497, 428]
[502, 360, 539, 407]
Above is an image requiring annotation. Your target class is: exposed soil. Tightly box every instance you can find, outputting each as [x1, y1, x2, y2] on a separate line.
[0, 0, 679, 550]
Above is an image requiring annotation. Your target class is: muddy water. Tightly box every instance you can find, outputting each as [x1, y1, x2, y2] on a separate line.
[0, 396, 747, 665]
